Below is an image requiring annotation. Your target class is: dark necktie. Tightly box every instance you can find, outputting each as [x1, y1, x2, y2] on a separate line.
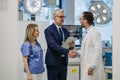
[59, 28, 63, 41]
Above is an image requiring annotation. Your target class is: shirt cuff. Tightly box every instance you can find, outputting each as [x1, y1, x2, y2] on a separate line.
[90, 65, 96, 69]
[69, 47, 74, 50]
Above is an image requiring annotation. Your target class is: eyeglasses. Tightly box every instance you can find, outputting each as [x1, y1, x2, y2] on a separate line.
[79, 18, 86, 21]
[56, 15, 66, 18]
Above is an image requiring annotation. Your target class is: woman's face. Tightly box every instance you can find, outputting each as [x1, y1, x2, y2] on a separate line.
[32, 26, 40, 38]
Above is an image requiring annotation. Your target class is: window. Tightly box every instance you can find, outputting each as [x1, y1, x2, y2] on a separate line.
[19, 0, 60, 21]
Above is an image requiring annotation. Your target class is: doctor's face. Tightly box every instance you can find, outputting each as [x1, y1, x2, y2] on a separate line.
[80, 14, 87, 27]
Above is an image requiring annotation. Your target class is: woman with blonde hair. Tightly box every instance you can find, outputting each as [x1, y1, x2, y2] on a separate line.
[21, 23, 44, 80]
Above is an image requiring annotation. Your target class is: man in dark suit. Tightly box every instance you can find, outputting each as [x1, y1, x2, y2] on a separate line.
[44, 9, 77, 80]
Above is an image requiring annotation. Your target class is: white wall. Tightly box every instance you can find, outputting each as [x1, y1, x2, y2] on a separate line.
[0, 0, 18, 80]
[113, 0, 120, 79]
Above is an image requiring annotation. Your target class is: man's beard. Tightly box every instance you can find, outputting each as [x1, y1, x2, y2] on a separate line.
[80, 25, 85, 28]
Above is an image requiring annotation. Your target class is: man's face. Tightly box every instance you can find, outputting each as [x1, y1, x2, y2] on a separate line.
[80, 14, 86, 27]
[54, 12, 65, 26]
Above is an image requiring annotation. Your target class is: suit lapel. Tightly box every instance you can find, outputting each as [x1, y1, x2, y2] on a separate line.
[62, 27, 67, 40]
[52, 23, 62, 42]
[81, 27, 93, 56]
[82, 27, 94, 46]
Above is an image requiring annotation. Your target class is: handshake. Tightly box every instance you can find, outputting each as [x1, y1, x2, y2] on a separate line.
[68, 50, 77, 58]
[68, 39, 78, 58]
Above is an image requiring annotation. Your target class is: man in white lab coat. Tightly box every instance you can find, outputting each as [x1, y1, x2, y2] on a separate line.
[80, 11, 105, 80]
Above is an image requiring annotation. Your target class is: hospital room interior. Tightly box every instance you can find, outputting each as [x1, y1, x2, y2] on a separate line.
[0, 0, 120, 80]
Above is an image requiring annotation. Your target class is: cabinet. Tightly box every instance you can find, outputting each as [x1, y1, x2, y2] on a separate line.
[102, 47, 112, 80]
[67, 57, 80, 80]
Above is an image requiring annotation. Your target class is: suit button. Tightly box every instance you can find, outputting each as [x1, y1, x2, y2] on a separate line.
[61, 55, 65, 57]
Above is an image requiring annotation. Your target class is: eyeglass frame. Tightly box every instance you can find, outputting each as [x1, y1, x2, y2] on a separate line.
[56, 15, 66, 18]
[79, 18, 86, 21]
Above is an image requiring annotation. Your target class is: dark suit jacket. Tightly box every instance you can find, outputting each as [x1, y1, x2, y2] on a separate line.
[44, 23, 70, 66]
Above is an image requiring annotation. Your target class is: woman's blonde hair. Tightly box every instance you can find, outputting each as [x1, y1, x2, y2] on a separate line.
[24, 23, 38, 43]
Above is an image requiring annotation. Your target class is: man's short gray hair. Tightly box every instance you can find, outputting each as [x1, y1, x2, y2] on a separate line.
[53, 9, 64, 17]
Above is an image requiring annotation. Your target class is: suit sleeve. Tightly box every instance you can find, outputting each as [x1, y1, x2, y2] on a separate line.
[44, 28, 69, 56]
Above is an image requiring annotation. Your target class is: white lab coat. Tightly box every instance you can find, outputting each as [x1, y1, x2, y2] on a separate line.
[80, 26, 105, 80]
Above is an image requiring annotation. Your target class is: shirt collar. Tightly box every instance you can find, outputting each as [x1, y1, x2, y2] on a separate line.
[85, 25, 93, 33]
[54, 22, 62, 30]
